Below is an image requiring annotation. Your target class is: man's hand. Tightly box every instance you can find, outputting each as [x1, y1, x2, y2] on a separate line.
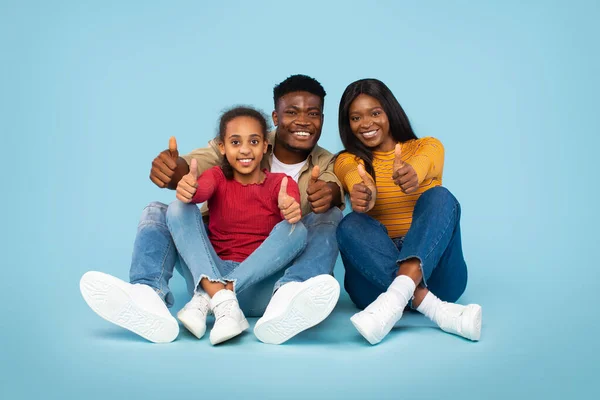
[176, 159, 199, 203]
[306, 165, 336, 214]
[278, 177, 302, 224]
[350, 164, 377, 213]
[150, 136, 189, 189]
[392, 143, 418, 194]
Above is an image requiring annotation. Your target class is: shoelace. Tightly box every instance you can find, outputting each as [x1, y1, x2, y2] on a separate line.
[367, 294, 400, 329]
[185, 294, 209, 314]
[436, 302, 464, 333]
[213, 299, 234, 320]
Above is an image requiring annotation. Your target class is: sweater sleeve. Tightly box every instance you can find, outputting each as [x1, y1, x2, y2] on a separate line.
[334, 153, 372, 193]
[191, 166, 223, 204]
[406, 137, 445, 184]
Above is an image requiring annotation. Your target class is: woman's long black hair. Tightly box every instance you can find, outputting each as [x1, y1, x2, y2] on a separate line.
[338, 79, 417, 182]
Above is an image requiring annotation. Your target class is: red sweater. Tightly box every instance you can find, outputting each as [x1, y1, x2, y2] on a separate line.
[191, 166, 301, 262]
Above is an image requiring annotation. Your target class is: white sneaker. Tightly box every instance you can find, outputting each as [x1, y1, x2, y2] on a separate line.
[209, 289, 249, 345]
[254, 274, 340, 345]
[350, 291, 405, 345]
[177, 291, 211, 339]
[434, 302, 482, 341]
[79, 271, 179, 343]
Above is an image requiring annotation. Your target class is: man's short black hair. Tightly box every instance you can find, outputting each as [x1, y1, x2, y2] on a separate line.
[273, 74, 326, 109]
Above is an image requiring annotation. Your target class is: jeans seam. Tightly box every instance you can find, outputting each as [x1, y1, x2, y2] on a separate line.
[193, 207, 223, 280]
[419, 201, 458, 283]
[155, 236, 172, 294]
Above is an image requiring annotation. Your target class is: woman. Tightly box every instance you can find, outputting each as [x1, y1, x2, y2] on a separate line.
[334, 79, 482, 345]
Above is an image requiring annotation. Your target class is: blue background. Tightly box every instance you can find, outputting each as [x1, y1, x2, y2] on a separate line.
[2, 0, 598, 399]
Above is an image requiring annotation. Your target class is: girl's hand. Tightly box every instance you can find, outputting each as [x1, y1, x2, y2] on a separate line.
[176, 159, 199, 203]
[278, 177, 302, 224]
[350, 164, 377, 213]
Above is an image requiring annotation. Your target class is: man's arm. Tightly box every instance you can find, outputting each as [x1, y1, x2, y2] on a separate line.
[149, 136, 222, 190]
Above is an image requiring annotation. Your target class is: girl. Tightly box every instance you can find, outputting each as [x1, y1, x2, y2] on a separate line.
[334, 79, 482, 345]
[166, 106, 307, 345]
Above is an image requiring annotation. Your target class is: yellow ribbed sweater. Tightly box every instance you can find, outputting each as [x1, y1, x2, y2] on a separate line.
[334, 137, 444, 238]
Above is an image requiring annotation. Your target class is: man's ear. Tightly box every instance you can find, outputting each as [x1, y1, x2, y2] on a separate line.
[272, 110, 278, 126]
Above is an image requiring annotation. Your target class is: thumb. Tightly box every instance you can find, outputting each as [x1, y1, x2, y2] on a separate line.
[189, 158, 198, 179]
[357, 164, 367, 182]
[310, 165, 320, 183]
[393, 143, 403, 170]
[279, 177, 288, 200]
[169, 136, 179, 159]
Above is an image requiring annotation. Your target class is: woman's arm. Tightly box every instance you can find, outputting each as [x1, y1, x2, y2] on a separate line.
[405, 137, 445, 185]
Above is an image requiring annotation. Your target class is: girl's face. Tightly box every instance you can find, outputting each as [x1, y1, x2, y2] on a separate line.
[348, 94, 395, 152]
[219, 116, 268, 184]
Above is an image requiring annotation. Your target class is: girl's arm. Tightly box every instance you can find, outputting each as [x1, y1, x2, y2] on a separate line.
[190, 166, 223, 204]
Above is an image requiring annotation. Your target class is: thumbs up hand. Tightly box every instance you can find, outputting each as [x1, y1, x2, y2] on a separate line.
[176, 159, 199, 203]
[350, 164, 377, 213]
[150, 136, 186, 189]
[391, 143, 418, 194]
[306, 165, 333, 214]
[278, 177, 302, 224]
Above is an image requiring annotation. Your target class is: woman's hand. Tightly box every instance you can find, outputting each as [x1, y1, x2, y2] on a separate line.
[278, 177, 302, 224]
[350, 164, 377, 213]
[392, 144, 418, 194]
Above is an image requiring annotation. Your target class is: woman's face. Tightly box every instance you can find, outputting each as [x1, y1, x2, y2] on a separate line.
[348, 94, 395, 152]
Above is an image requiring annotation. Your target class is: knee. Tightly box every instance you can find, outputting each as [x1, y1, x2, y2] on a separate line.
[303, 206, 343, 226]
[419, 186, 461, 216]
[336, 212, 373, 248]
[274, 220, 308, 248]
[139, 201, 168, 225]
[165, 200, 197, 223]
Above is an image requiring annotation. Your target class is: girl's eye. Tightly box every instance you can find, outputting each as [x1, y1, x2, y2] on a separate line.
[372, 111, 381, 117]
[250, 139, 259, 145]
[231, 140, 240, 145]
[350, 116, 360, 122]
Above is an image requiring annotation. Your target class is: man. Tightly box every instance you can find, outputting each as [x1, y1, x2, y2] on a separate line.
[80, 74, 344, 344]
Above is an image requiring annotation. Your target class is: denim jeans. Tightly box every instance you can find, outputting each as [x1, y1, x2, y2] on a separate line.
[336, 186, 468, 310]
[165, 199, 308, 292]
[129, 200, 342, 317]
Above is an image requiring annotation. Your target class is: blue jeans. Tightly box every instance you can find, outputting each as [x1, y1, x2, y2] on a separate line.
[165, 199, 307, 293]
[336, 186, 468, 310]
[128, 201, 342, 316]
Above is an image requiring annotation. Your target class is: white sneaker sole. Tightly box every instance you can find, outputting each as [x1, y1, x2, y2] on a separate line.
[210, 318, 250, 345]
[461, 304, 482, 341]
[254, 275, 340, 345]
[80, 271, 179, 343]
[177, 309, 207, 340]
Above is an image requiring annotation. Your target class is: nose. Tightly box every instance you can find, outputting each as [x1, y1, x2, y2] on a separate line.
[360, 119, 373, 130]
[239, 143, 251, 154]
[294, 113, 310, 127]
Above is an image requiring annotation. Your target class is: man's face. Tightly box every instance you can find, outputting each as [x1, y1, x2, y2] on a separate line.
[272, 91, 323, 153]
